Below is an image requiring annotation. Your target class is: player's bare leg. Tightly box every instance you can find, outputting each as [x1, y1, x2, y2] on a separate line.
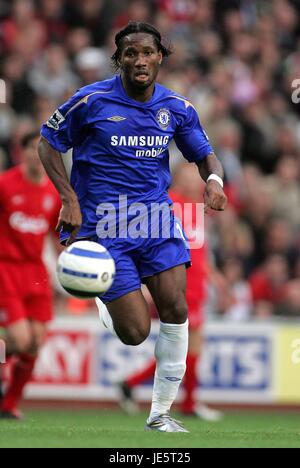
[96, 289, 151, 343]
[0, 320, 47, 419]
[95, 267, 189, 432]
[95, 290, 152, 413]
[4, 320, 32, 355]
[30, 321, 48, 353]
[0, 320, 32, 419]
[143, 264, 189, 432]
[102, 290, 151, 345]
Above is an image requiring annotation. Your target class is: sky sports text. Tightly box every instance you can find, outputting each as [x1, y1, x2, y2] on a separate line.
[95, 196, 205, 249]
[0, 339, 6, 364]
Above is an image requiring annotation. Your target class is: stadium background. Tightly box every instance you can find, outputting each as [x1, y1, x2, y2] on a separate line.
[1, 0, 300, 408]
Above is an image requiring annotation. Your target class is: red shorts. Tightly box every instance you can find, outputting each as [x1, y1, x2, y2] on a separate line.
[0, 261, 53, 327]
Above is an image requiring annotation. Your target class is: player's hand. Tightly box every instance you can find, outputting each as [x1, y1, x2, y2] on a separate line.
[204, 180, 227, 213]
[56, 199, 82, 246]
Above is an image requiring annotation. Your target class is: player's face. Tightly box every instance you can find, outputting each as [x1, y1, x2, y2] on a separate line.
[120, 33, 162, 89]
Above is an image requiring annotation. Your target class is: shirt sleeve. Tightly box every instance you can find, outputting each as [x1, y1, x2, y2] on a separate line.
[174, 104, 213, 163]
[40, 89, 90, 153]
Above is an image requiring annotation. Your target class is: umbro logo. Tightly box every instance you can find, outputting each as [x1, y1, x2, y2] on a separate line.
[107, 116, 126, 122]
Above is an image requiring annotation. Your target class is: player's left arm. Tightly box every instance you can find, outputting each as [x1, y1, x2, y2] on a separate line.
[174, 102, 227, 212]
[196, 153, 227, 212]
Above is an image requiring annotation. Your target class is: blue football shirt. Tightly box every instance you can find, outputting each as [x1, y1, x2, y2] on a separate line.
[41, 75, 213, 240]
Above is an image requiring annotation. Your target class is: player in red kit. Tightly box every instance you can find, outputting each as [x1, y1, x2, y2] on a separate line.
[119, 163, 223, 421]
[0, 131, 61, 419]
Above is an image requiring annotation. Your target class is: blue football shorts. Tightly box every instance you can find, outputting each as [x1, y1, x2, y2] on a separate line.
[94, 213, 191, 304]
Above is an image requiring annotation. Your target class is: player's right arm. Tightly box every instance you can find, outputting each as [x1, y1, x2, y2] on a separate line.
[38, 138, 82, 245]
[38, 89, 90, 245]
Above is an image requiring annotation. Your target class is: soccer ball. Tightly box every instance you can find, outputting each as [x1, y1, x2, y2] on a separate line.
[57, 240, 115, 298]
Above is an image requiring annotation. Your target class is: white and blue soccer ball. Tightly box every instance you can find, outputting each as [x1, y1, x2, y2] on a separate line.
[57, 240, 115, 298]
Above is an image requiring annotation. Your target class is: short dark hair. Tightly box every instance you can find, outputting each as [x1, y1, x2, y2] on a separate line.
[21, 131, 40, 149]
[111, 21, 173, 69]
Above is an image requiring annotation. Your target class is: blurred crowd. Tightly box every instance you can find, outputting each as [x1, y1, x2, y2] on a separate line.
[1, 0, 300, 320]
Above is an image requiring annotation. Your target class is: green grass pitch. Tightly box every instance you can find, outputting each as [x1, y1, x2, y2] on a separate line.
[0, 409, 299, 448]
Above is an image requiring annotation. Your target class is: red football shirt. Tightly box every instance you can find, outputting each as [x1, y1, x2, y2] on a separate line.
[0, 166, 61, 262]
